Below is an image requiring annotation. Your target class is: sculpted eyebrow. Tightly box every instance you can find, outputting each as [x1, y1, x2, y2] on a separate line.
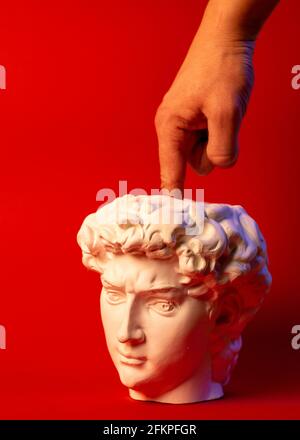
[101, 278, 123, 289]
[101, 279, 182, 296]
[142, 287, 182, 296]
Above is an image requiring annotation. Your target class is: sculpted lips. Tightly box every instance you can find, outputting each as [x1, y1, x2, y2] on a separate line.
[117, 350, 146, 366]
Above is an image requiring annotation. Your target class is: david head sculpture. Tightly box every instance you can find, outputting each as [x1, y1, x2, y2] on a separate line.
[77, 194, 271, 404]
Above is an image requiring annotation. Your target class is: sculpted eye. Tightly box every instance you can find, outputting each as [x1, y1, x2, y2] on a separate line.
[149, 300, 177, 315]
[104, 289, 125, 304]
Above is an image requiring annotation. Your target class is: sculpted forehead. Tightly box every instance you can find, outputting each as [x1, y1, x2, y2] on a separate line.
[101, 254, 182, 293]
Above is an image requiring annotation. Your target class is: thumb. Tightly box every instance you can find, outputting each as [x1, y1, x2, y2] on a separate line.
[206, 107, 241, 168]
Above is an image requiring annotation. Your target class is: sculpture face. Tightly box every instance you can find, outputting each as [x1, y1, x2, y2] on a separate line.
[100, 253, 212, 400]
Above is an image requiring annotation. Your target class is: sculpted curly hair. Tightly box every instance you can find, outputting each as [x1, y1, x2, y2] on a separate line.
[77, 194, 271, 386]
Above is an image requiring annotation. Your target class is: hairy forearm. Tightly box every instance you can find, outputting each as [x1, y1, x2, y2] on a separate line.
[200, 0, 280, 42]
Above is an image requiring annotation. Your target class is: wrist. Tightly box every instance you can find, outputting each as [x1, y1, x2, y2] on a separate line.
[199, 0, 279, 43]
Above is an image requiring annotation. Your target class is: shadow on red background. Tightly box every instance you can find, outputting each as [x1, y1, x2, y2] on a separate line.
[0, 0, 299, 419]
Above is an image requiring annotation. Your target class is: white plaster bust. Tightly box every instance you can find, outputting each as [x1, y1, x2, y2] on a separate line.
[77, 195, 271, 404]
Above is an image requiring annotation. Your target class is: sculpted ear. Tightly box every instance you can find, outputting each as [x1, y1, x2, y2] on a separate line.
[211, 290, 242, 332]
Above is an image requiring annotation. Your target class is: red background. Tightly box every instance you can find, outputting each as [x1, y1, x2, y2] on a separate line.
[0, 0, 299, 419]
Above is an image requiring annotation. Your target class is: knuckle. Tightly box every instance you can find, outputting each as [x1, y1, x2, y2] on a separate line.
[155, 99, 197, 132]
[154, 105, 173, 131]
[209, 96, 241, 122]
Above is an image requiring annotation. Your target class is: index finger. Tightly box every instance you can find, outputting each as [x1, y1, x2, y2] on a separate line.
[158, 126, 196, 195]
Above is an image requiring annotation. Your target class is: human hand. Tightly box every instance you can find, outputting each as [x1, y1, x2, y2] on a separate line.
[155, 38, 254, 192]
[155, 0, 279, 193]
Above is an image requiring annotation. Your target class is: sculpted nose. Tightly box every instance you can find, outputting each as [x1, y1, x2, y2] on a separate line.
[117, 301, 145, 344]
